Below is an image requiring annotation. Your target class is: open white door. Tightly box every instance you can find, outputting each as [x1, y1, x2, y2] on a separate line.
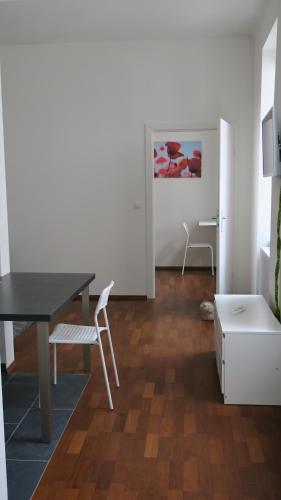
[216, 118, 234, 294]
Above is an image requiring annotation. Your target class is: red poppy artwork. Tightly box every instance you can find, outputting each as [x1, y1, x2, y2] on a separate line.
[154, 141, 202, 178]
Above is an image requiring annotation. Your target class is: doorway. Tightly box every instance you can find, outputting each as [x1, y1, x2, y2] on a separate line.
[145, 122, 218, 298]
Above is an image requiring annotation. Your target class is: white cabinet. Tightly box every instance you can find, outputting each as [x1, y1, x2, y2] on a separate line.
[214, 294, 281, 405]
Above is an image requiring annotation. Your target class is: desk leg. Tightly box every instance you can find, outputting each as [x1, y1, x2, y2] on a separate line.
[37, 322, 52, 443]
[82, 286, 91, 371]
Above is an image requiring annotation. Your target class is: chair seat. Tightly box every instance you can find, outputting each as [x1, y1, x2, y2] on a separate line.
[49, 323, 106, 345]
[188, 243, 213, 248]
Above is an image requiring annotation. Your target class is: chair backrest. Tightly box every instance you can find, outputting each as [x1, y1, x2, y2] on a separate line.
[182, 222, 190, 243]
[95, 280, 114, 317]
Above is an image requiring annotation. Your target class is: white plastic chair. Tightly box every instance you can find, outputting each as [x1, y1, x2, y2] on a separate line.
[49, 280, 120, 410]
[181, 222, 214, 276]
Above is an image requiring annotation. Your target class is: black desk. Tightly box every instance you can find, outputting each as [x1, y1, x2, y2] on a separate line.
[0, 272, 95, 442]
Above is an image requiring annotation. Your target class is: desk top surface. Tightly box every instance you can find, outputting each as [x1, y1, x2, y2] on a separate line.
[0, 272, 95, 322]
[215, 294, 281, 334]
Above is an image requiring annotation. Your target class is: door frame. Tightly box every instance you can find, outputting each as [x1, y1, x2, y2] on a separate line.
[145, 122, 217, 298]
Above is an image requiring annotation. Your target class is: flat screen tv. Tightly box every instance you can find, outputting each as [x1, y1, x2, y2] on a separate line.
[262, 106, 281, 177]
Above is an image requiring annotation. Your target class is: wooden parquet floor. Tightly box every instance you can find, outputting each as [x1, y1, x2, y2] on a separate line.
[11, 270, 281, 499]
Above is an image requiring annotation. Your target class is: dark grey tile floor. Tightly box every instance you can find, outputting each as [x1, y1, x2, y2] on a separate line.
[13, 322, 32, 337]
[1, 372, 90, 500]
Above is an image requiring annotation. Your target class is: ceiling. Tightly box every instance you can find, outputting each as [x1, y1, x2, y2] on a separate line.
[0, 0, 266, 45]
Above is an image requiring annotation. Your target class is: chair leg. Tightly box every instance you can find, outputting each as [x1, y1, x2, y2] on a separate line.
[53, 343, 57, 385]
[106, 329, 120, 388]
[97, 338, 114, 410]
[210, 246, 214, 276]
[182, 245, 188, 275]
[103, 308, 120, 387]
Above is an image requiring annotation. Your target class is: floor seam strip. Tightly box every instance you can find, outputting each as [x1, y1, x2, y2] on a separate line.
[6, 459, 48, 463]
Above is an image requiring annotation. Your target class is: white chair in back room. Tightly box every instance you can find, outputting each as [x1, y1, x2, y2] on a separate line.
[49, 280, 120, 410]
[181, 222, 214, 276]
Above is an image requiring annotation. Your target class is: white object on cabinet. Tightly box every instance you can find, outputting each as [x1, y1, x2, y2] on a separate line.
[214, 294, 281, 405]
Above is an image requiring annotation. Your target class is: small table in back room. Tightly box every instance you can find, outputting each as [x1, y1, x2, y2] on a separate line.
[0, 272, 95, 442]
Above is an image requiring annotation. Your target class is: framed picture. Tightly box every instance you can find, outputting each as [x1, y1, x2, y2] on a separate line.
[154, 140, 202, 178]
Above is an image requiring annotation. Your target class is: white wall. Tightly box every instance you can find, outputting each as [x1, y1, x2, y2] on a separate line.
[261, 49, 277, 118]
[0, 37, 254, 294]
[0, 68, 14, 368]
[260, 247, 270, 302]
[251, 1, 281, 308]
[154, 129, 218, 267]
[254, 36, 276, 299]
